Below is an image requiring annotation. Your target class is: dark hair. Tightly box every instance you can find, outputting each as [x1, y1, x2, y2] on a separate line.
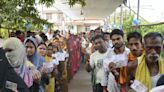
[95, 27, 102, 33]
[26, 31, 31, 37]
[103, 32, 110, 36]
[25, 39, 37, 49]
[144, 32, 163, 43]
[95, 27, 101, 31]
[10, 32, 15, 37]
[38, 42, 47, 48]
[39, 33, 48, 42]
[15, 30, 22, 36]
[127, 31, 142, 43]
[47, 43, 53, 47]
[92, 35, 105, 42]
[90, 30, 95, 33]
[110, 29, 124, 38]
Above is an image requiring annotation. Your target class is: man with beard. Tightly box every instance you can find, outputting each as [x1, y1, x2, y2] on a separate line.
[134, 32, 164, 91]
[126, 32, 143, 89]
[107, 29, 130, 92]
[85, 35, 112, 92]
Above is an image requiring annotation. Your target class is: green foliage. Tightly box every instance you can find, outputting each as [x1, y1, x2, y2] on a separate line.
[0, 0, 51, 30]
[0, 28, 9, 38]
[39, 0, 55, 7]
[39, 0, 86, 7]
[121, 14, 164, 38]
[69, 0, 86, 7]
[0, 0, 86, 32]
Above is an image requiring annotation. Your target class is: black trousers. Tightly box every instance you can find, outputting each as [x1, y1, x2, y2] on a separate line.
[93, 83, 103, 92]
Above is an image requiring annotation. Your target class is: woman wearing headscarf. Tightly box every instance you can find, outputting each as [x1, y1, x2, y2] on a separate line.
[24, 36, 49, 92]
[2, 37, 33, 92]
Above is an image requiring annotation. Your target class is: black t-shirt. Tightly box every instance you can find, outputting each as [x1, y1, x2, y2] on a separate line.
[0, 48, 29, 92]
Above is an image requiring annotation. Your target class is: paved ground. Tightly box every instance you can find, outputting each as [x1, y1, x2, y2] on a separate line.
[68, 64, 92, 92]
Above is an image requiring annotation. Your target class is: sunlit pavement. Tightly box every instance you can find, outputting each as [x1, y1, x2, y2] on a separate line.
[68, 64, 92, 92]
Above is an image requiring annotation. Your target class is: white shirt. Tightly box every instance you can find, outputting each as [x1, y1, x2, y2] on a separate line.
[151, 73, 162, 88]
[81, 37, 88, 48]
[90, 48, 111, 85]
[102, 47, 130, 92]
[106, 40, 113, 48]
[86, 43, 93, 55]
[46, 33, 53, 40]
[150, 85, 164, 92]
[103, 47, 130, 70]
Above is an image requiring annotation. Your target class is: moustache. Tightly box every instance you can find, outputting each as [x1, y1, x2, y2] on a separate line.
[112, 44, 118, 48]
[149, 55, 159, 60]
[112, 43, 123, 48]
[132, 49, 137, 52]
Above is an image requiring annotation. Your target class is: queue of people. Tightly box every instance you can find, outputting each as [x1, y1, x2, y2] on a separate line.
[0, 27, 164, 92]
[0, 30, 81, 92]
[84, 28, 164, 92]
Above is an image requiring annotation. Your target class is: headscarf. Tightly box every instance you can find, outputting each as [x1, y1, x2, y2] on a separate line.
[35, 34, 43, 44]
[3, 37, 33, 87]
[24, 36, 38, 49]
[135, 53, 164, 91]
[3, 37, 26, 67]
[24, 36, 44, 70]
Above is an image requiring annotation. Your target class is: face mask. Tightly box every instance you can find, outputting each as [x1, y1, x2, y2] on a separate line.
[3, 38, 26, 68]
[6, 51, 21, 67]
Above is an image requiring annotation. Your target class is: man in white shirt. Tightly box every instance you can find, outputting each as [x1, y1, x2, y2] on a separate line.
[46, 29, 53, 40]
[106, 29, 130, 92]
[86, 35, 111, 92]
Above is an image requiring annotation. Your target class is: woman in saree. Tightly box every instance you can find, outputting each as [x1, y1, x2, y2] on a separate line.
[24, 36, 49, 92]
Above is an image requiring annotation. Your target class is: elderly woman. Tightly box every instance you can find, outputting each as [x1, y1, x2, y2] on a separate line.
[2, 37, 35, 92]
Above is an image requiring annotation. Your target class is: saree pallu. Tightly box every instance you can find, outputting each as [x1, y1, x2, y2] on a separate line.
[67, 35, 77, 76]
